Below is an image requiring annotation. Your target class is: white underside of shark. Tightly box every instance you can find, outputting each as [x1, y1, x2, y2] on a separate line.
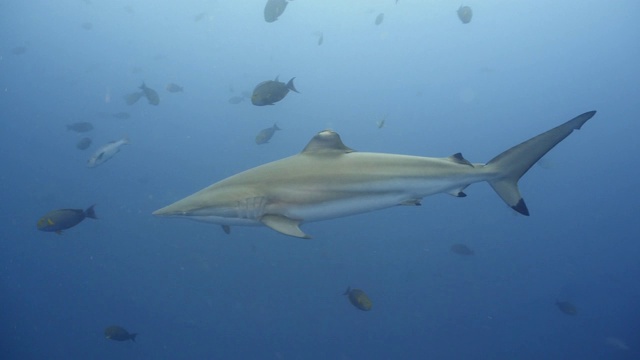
[153, 111, 596, 238]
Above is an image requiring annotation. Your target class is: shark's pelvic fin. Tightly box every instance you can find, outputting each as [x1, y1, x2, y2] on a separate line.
[261, 214, 310, 239]
[486, 111, 596, 215]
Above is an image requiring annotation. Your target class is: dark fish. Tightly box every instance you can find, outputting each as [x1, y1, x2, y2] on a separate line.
[139, 83, 159, 105]
[255, 123, 281, 144]
[104, 325, 137, 342]
[264, 0, 289, 23]
[165, 83, 183, 93]
[194, 12, 206, 22]
[318, 32, 324, 45]
[451, 243, 474, 255]
[251, 77, 299, 106]
[66, 122, 94, 133]
[556, 301, 577, 315]
[124, 91, 144, 105]
[228, 96, 245, 104]
[37, 205, 97, 234]
[375, 13, 384, 25]
[76, 137, 92, 150]
[81, 22, 93, 30]
[457, 5, 472, 24]
[12, 46, 27, 55]
[344, 286, 372, 311]
[112, 112, 130, 119]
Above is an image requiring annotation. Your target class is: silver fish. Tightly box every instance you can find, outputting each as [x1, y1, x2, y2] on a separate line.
[87, 137, 130, 168]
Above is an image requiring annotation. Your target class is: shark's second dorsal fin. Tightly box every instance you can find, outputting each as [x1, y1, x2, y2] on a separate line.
[448, 153, 473, 166]
[301, 130, 355, 155]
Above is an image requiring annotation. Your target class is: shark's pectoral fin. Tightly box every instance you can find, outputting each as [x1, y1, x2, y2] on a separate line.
[261, 214, 310, 239]
[221, 225, 231, 234]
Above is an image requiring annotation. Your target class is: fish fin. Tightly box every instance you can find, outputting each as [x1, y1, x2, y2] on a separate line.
[448, 153, 473, 166]
[260, 214, 310, 238]
[448, 185, 469, 197]
[286, 77, 299, 93]
[47, 218, 55, 226]
[301, 130, 355, 155]
[84, 204, 98, 219]
[486, 111, 596, 215]
[130, 333, 137, 342]
[273, 123, 281, 130]
[343, 286, 351, 295]
[222, 225, 231, 234]
[400, 199, 421, 206]
[55, 230, 63, 235]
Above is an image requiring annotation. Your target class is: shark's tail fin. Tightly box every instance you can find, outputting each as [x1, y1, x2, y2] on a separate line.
[485, 111, 596, 215]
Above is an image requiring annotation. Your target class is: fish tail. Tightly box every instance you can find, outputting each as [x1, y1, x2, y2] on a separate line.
[484, 111, 596, 215]
[287, 77, 299, 93]
[85, 204, 98, 219]
[343, 286, 351, 295]
[130, 333, 137, 342]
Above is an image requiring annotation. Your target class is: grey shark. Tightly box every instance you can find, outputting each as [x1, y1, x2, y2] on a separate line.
[153, 111, 596, 238]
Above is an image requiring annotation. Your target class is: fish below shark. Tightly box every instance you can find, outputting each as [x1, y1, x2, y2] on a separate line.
[153, 111, 596, 238]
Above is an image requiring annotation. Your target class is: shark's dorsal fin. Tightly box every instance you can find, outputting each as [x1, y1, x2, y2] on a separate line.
[301, 130, 355, 155]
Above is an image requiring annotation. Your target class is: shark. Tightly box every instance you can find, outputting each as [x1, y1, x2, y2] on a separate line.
[153, 111, 596, 238]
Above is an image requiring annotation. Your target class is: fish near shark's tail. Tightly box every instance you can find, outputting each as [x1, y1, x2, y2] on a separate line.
[484, 111, 596, 215]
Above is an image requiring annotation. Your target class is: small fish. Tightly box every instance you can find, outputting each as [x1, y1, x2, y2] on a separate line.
[457, 5, 473, 24]
[12, 46, 27, 55]
[112, 112, 130, 120]
[451, 243, 474, 255]
[76, 137, 92, 150]
[605, 337, 629, 351]
[251, 76, 299, 106]
[124, 91, 144, 105]
[87, 136, 130, 168]
[255, 124, 281, 145]
[165, 83, 183, 93]
[194, 12, 206, 22]
[66, 122, 94, 133]
[555, 300, 577, 315]
[228, 96, 245, 104]
[375, 13, 384, 25]
[37, 205, 97, 234]
[139, 83, 159, 105]
[104, 326, 137, 342]
[264, 0, 289, 23]
[344, 287, 372, 311]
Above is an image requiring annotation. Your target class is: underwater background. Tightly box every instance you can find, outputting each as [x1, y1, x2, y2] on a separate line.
[1, 0, 639, 359]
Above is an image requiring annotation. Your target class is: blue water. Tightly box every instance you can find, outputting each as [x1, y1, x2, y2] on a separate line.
[1, 1, 639, 359]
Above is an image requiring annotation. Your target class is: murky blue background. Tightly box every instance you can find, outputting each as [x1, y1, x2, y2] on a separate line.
[1, 1, 639, 359]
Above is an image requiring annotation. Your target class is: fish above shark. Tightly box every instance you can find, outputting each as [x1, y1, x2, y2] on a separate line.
[153, 111, 597, 238]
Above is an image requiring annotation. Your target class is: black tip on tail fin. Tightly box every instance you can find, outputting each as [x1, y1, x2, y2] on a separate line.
[512, 199, 529, 216]
[487, 111, 595, 215]
[85, 205, 97, 219]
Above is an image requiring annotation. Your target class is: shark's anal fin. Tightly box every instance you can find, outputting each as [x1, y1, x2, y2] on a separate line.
[261, 214, 310, 239]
